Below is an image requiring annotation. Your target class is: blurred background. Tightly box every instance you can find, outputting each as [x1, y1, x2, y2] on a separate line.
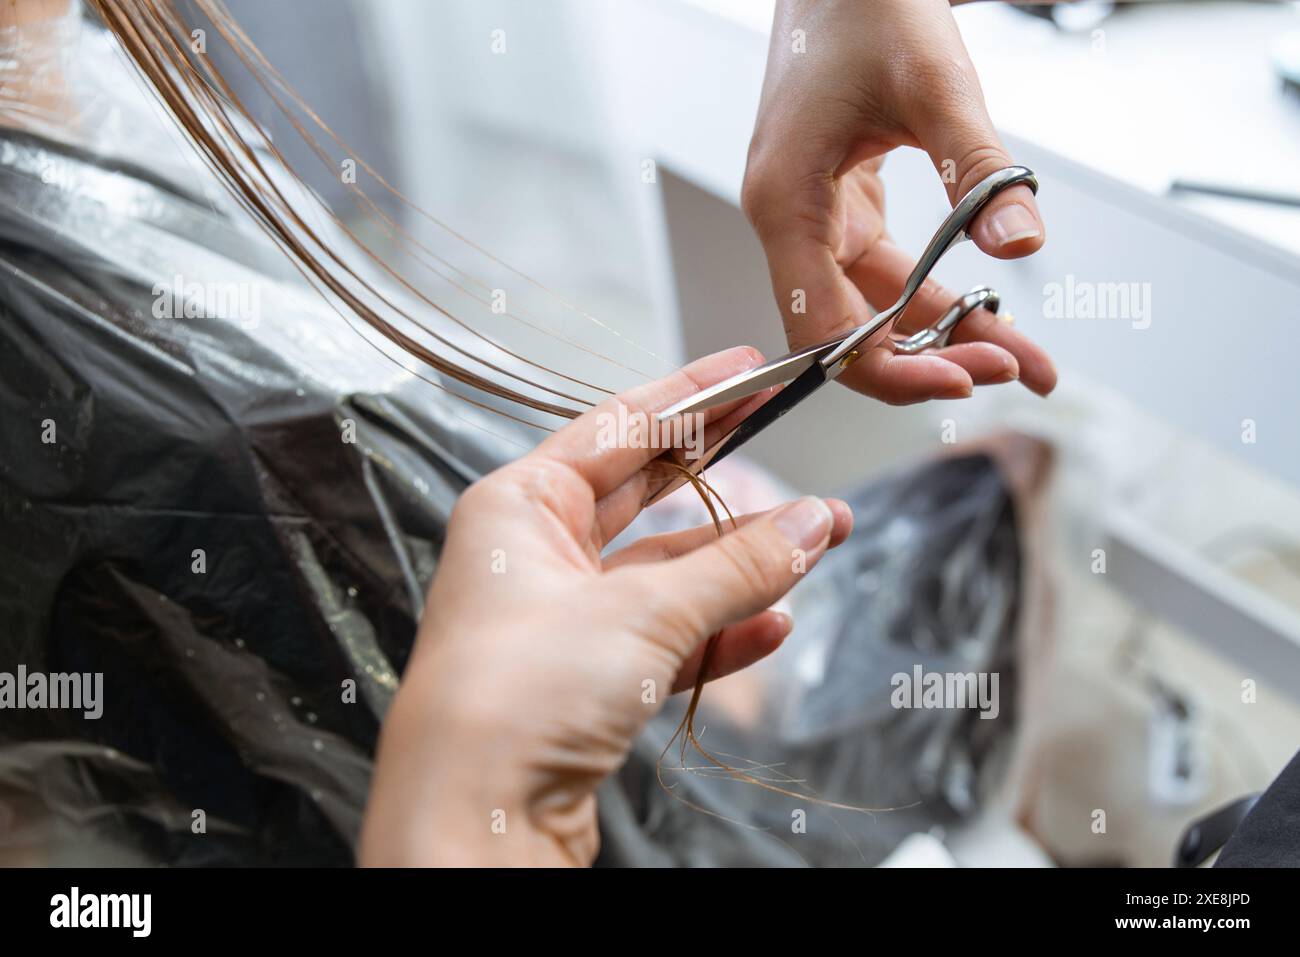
[209, 0, 1300, 865]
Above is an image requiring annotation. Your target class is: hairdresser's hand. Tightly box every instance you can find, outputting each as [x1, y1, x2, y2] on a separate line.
[744, 0, 1057, 402]
[360, 348, 852, 867]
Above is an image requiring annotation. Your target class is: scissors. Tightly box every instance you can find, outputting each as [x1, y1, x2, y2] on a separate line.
[645, 165, 1037, 505]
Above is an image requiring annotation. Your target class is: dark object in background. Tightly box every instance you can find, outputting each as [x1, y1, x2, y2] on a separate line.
[1176, 795, 1260, 867]
[1011, 1, 1116, 33]
[1215, 751, 1300, 867]
[1273, 32, 1300, 96]
[599, 453, 1025, 867]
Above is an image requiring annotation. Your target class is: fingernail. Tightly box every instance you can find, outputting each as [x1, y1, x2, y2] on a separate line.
[773, 496, 833, 551]
[989, 368, 1018, 385]
[988, 204, 1040, 248]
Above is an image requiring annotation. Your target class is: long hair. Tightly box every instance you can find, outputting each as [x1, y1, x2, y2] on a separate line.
[82, 0, 648, 429]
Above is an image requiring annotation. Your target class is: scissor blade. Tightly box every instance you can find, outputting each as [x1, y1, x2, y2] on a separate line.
[656, 339, 835, 421]
[641, 360, 831, 508]
[702, 360, 829, 469]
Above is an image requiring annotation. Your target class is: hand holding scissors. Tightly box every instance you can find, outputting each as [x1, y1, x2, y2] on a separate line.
[648, 167, 1054, 503]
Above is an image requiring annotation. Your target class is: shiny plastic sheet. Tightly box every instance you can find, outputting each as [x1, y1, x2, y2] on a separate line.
[598, 454, 1025, 867]
[0, 121, 520, 864]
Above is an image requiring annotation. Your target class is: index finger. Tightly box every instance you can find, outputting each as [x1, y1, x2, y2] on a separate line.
[532, 346, 765, 501]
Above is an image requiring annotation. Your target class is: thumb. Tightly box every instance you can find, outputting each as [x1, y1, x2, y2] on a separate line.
[916, 87, 1045, 260]
[637, 497, 835, 659]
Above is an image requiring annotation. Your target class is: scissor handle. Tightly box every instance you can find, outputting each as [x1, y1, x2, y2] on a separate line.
[891, 286, 1000, 355]
[820, 166, 1037, 372]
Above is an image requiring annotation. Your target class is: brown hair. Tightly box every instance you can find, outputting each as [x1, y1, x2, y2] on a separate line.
[82, 0, 641, 429]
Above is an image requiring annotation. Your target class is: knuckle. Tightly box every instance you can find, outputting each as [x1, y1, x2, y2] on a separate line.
[608, 391, 654, 428]
[742, 149, 832, 237]
[599, 392, 665, 456]
[505, 455, 573, 492]
[741, 157, 777, 230]
[715, 531, 785, 600]
[906, 48, 979, 104]
[658, 599, 710, 656]
[952, 144, 1011, 199]
[513, 457, 587, 514]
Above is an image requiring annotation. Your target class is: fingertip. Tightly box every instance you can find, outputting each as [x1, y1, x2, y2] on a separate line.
[824, 498, 854, 546]
[929, 365, 975, 401]
[672, 609, 793, 692]
[1012, 337, 1059, 397]
[1027, 360, 1059, 397]
[739, 609, 793, 659]
[700, 344, 766, 374]
[766, 609, 794, 643]
[971, 186, 1045, 260]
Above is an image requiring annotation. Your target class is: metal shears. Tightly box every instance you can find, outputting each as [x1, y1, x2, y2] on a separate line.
[645, 165, 1037, 505]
